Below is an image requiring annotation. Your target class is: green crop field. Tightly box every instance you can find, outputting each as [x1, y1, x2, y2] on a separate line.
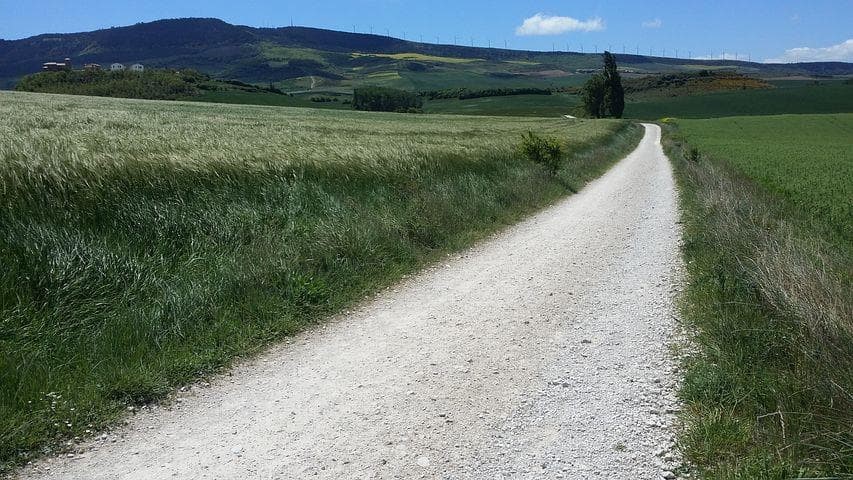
[677, 114, 852, 239]
[0, 91, 641, 471]
[626, 80, 853, 119]
[192, 90, 352, 109]
[665, 114, 853, 477]
[351, 69, 585, 92]
[424, 93, 581, 117]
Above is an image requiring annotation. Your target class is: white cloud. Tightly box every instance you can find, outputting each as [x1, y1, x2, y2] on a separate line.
[764, 39, 853, 63]
[516, 14, 605, 36]
[642, 18, 662, 29]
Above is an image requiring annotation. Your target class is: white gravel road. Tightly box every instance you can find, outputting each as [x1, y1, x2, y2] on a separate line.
[22, 123, 684, 480]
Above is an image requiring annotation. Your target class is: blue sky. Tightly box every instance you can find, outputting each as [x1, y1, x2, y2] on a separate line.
[2, 0, 851, 63]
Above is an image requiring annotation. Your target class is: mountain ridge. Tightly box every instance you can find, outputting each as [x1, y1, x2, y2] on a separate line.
[2, 18, 851, 89]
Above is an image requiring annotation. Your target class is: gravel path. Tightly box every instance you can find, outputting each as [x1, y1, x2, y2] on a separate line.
[22, 123, 684, 480]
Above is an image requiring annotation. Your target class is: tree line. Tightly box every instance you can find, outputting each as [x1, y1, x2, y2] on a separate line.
[352, 86, 423, 113]
[422, 87, 552, 100]
[15, 69, 208, 100]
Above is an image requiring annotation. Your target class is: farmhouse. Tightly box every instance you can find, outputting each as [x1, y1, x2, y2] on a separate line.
[131, 63, 144, 72]
[83, 63, 102, 71]
[42, 58, 72, 71]
[110, 63, 125, 71]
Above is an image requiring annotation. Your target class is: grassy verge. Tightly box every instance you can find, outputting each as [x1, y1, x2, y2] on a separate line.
[662, 115, 852, 478]
[0, 91, 642, 472]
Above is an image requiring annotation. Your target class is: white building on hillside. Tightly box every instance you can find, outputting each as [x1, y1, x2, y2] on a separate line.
[131, 64, 144, 72]
[110, 63, 125, 71]
[42, 57, 72, 71]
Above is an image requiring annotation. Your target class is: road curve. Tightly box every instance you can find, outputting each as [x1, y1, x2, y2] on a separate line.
[22, 124, 684, 480]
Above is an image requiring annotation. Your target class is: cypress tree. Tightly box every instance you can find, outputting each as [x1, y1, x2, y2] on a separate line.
[602, 51, 625, 118]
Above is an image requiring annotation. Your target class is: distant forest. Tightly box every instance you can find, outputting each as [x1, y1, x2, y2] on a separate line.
[16, 69, 207, 99]
[15, 69, 284, 101]
[422, 87, 552, 100]
[352, 86, 423, 112]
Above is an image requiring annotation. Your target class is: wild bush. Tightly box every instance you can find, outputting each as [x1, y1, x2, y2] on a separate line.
[519, 132, 564, 175]
[582, 74, 606, 118]
[686, 147, 700, 162]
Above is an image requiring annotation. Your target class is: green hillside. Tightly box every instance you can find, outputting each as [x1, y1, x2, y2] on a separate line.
[2, 18, 852, 91]
[15, 65, 852, 120]
[12, 68, 328, 105]
[4, 18, 852, 121]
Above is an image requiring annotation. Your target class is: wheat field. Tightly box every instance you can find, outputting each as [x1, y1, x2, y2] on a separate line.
[0, 91, 640, 470]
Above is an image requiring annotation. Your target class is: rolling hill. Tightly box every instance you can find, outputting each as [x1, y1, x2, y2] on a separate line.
[2, 18, 852, 90]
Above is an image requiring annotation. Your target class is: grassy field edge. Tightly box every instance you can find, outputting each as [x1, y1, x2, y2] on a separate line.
[0, 101, 642, 473]
[661, 122, 852, 478]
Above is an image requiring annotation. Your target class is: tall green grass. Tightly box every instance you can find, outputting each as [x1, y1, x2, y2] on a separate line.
[663, 115, 852, 478]
[0, 91, 642, 471]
